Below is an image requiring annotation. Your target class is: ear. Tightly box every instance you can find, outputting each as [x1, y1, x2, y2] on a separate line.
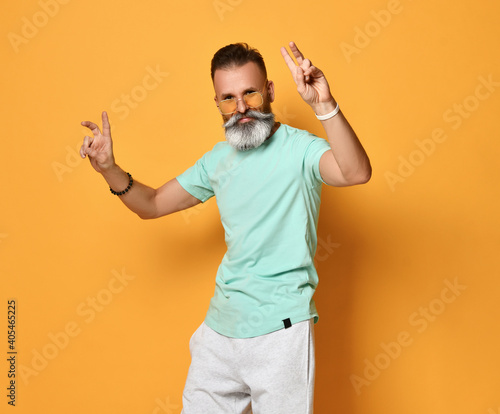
[267, 80, 275, 103]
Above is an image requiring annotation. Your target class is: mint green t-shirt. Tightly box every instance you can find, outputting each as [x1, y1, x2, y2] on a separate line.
[176, 124, 331, 338]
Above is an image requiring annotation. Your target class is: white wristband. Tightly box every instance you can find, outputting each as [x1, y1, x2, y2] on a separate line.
[315, 103, 340, 121]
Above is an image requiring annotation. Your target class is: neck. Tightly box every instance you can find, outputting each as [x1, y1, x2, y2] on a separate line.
[268, 121, 281, 139]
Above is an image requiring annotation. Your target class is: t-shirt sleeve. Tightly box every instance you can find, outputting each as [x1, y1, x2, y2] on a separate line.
[303, 135, 331, 186]
[176, 153, 215, 202]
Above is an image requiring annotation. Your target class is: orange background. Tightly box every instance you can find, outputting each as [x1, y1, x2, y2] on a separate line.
[1, 0, 499, 413]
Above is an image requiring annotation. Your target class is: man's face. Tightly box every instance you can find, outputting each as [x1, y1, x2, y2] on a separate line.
[213, 62, 276, 151]
[213, 61, 274, 121]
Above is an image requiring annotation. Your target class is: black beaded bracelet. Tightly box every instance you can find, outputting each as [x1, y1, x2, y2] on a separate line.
[110, 172, 134, 196]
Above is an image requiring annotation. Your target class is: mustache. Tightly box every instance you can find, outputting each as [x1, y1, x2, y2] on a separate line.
[223, 110, 275, 128]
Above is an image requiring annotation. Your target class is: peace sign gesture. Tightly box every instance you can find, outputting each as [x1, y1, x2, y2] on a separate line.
[280, 41, 336, 114]
[80, 111, 116, 173]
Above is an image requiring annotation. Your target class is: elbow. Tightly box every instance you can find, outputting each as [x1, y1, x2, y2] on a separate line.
[136, 189, 161, 220]
[136, 211, 157, 220]
[346, 161, 372, 186]
[347, 173, 370, 186]
[136, 203, 160, 220]
[358, 165, 372, 184]
[360, 158, 372, 183]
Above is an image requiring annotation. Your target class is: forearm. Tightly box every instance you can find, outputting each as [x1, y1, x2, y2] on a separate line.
[314, 100, 372, 184]
[280, 42, 371, 184]
[100, 164, 158, 219]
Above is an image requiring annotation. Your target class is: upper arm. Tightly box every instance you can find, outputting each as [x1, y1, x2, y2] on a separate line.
[319, 150, 350, 187]
[153, 178, 202, 217]
[319, 150, 371, 187]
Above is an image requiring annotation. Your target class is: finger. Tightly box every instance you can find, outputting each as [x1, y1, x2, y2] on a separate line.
[289, 41, 305, 64]
[303, 64, 316, 76]
[295, 66, 306, 92]
[303, 65, 317, 82]
[81, 120, 102, 136]
[280, 46, 298, 74]
[101, 111, 111, 137]
[80, 135, 93, 158]
[301, 59, 312, 83]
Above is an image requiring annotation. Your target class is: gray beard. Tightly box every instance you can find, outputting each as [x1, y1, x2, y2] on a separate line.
[223, 110, 275, 151]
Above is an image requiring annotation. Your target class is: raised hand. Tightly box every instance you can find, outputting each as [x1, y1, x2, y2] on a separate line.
[80, 111, 116, 173]
[280, 42, 336, 112]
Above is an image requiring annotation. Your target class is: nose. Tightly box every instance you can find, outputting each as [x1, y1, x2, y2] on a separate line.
[235, 97, 248, 113]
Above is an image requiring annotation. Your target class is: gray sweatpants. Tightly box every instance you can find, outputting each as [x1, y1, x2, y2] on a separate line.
[181, 319, 315, 414]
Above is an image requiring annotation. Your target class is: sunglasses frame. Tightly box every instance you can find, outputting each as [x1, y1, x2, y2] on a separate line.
[217, 82, 268, 116]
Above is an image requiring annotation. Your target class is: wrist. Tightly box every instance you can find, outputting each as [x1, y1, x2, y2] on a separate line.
[311, 99, 338, 117]
[100, 163, 124, 184]
[99, 160, 119, 175]
[100, 164, 134, 196]
[109, 172, 134, 196]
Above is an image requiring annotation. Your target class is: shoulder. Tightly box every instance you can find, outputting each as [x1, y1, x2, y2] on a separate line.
[279, 123, 315, 138]
[197, 140, 231, 163]
[211, 140, 231, 153]
[276, 124, 329, 152]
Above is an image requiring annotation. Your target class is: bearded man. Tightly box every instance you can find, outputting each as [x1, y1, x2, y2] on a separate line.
[80, 41, 371, 414]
